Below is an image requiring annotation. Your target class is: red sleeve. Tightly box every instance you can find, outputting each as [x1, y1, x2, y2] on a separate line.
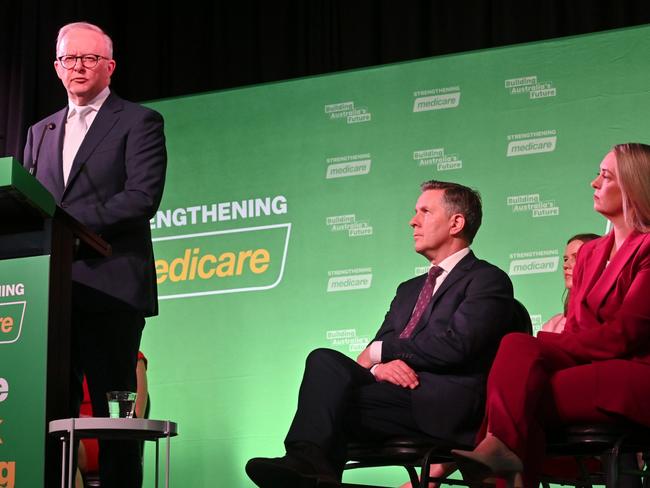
[137, 351, 148, 369]
[79, 376, 93, 417]
[540, 241, 650, 361]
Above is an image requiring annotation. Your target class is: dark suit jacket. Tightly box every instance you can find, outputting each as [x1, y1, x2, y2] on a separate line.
[371, 251, 514, 446]
[23, 92, 167, 316]
[539, 231, 650, 427]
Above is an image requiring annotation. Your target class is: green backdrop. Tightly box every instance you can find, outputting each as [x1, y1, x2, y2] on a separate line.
[141, 26, 649, 486]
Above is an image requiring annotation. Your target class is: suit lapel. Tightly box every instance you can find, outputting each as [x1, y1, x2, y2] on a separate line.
[411, 251, 477, 336]
[585, 231, 646, 312]
[579, 233, 612, 302]
[38, 108, 68, 202]
[63, 94, 123, 194]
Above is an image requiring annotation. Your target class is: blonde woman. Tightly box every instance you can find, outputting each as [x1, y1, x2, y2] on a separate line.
[453, 143, 650, 488]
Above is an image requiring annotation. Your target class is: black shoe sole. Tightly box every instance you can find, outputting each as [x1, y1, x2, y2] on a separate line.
[246, 458, 319, 488]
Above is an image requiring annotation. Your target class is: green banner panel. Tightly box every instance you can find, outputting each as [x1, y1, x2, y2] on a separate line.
[141, 26, 649, 486]
[0, 255, 50, 488]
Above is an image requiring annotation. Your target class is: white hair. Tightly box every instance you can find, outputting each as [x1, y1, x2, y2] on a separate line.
[56, 22, 113, 58]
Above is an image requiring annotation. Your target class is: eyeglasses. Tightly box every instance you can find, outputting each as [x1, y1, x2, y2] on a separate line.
[57, 54, 107, 69]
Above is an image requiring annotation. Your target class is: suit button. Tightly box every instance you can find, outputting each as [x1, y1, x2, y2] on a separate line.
[61, 202, 68, 208]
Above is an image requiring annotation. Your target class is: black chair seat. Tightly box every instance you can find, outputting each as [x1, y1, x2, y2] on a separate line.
[542, 423, 650, 488]
[344, 437, 472, 488]
[546, 423, 650, 455]
[347, 436, 469, 467]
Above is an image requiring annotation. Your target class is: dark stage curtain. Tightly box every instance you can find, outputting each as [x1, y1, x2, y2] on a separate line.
[1, 0, 649, 158]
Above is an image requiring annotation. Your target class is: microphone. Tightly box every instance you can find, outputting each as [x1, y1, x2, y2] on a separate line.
[30, 122, 56, 176]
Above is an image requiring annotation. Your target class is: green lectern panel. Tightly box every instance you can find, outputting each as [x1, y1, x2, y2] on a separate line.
[0, 255, 50, 488]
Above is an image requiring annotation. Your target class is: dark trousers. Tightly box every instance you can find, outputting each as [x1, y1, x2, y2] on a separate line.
[285, 348, 425, 478]
[71, 287, 145, 488]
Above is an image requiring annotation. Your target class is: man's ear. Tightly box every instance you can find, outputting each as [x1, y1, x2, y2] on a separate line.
[449, 213, 466, 238]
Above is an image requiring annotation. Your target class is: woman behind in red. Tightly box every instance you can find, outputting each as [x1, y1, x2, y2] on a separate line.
[453, 143, 650, 488]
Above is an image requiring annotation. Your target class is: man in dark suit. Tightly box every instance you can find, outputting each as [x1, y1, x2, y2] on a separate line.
[246, 180, 514, 488]
[23, 22, 166, 488]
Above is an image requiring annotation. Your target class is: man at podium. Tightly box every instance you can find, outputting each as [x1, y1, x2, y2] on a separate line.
[23, 21, 167, 488]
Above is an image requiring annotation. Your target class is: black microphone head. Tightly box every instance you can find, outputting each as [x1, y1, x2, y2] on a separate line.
[31, 122, 56, 176]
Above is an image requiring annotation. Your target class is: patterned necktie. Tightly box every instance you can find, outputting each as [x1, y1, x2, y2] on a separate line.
[63, 106, 92, 185]
[399, 265, 444, 339]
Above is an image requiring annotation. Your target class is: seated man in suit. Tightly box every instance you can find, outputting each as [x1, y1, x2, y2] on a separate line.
[246, 180, 515, 488]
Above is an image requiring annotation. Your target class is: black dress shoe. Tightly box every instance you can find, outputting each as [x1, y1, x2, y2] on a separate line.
[246, 455, 340, 488]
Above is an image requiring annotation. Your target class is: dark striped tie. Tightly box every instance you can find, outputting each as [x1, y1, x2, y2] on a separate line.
[399, 265, 444, 339]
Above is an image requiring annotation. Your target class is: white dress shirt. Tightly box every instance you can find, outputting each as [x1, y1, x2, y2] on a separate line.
[62, 87, 111, 185]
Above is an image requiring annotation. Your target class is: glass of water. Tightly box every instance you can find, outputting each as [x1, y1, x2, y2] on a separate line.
[107, 391, 137, 418]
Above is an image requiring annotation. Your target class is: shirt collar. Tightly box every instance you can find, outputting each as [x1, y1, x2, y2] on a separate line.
[67, 87, 111, 120]
[433, 247, 470, 274]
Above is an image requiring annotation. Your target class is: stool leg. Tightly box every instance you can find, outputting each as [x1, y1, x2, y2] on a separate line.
[155, 438, 159, 488]
[68, 427, 75, 488]
[60, 436, 66, 488]
[165, 434, 171, 488]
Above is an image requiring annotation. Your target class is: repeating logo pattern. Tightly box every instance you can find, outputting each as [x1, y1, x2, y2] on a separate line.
[324, 101, 372, 124]
[506, 193, 560, 218]
[506, 130, 558, 157]
[325, 328, 370, 353]
[505, 75, 557, 99]
[413, 147, 462, 171]
[325, 153, 371, 179]
[325, 214, 373, 237]
[327, 268, 373, 292]
[508, 249, 560, 276]
[413, 86, 461, 112]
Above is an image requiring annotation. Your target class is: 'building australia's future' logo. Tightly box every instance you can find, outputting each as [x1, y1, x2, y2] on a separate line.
[326, 214, 373, 237]
[506, 193, 560, 218]
[324, 101, 372, 124]
[325, 328, 370, 353]
[505, 75, 557, 100]
[412, 147, 462, 171]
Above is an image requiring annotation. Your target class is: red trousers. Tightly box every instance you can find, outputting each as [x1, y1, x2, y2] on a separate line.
[481, 333, 614, 487]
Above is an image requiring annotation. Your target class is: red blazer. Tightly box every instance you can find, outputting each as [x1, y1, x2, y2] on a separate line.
[538, 230, 650, 426]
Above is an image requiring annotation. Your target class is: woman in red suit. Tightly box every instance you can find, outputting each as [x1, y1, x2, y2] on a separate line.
[452, 143, 650, 488]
